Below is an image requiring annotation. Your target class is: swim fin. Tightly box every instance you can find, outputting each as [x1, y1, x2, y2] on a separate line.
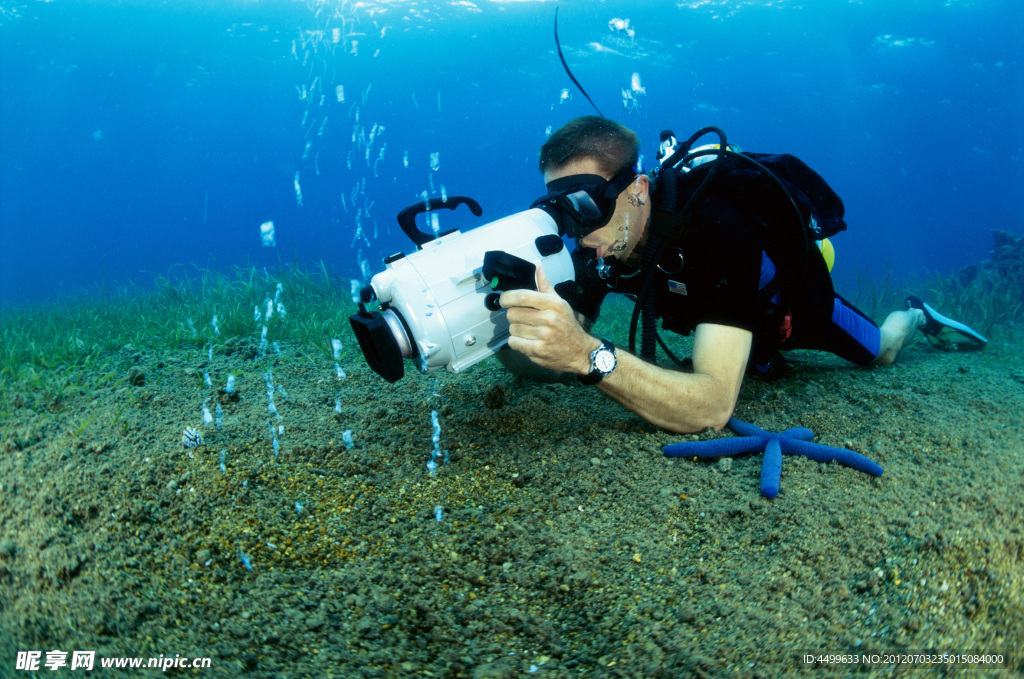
[905, 296, 988, 349]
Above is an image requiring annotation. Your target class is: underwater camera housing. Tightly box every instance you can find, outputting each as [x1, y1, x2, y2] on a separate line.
[349, 196, 574, 383]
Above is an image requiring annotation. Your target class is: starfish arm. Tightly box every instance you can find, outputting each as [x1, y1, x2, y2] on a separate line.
[780, 438, 884, 477]
[727, 418, 770, 437]
[780, 427, 814, 441]
[663, 436, 767, 459]
[761, 437, 783, 499]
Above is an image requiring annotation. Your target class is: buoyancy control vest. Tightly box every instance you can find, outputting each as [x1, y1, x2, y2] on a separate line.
[618, 128, 849, 372]
[673, 150, 845, 312]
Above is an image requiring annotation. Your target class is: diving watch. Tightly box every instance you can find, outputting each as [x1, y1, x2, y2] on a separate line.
[579, 339, 617, 385]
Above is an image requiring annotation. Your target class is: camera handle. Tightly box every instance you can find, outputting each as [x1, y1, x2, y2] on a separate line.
[397, 196, 483, 247]
[481, 250, 538, 311]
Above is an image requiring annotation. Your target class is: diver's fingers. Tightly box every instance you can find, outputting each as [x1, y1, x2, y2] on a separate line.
[505, 305, 557, 329]
[506, 320, 546, 342]
[535, 263, 555, 294]
[499, 288, 561, 311]
[506, 333, 530, 355]
[506, 329, 556, 362]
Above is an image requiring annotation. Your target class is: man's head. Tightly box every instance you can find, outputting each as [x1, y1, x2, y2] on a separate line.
[535, 117, 650, 267]
[539, 116, 639, 177]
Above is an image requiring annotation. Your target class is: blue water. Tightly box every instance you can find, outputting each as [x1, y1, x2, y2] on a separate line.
[1, 0, 1021, 308]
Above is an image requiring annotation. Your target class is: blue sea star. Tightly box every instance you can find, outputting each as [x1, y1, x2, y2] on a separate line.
[663, 418, 883, 499]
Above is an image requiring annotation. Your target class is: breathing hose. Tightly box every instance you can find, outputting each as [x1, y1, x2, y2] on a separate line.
[628, 127, 731, 364]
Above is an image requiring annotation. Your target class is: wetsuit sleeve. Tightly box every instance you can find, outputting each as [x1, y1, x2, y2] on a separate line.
[560, 246, 611, 324]
[684, 198, 764, 333]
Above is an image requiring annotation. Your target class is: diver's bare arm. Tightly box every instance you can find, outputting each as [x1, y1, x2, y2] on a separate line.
[499, 267, 749, 431]
[594, 323, 751, 434]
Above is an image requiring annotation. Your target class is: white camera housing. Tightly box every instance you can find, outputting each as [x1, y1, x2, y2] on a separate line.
[364, 208, 573, 377]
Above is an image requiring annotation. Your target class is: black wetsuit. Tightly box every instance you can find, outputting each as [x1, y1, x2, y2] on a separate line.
[573, 159, 881, 375]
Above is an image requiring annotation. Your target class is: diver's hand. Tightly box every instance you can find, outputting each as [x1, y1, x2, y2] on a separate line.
[500, 265, 599, 375]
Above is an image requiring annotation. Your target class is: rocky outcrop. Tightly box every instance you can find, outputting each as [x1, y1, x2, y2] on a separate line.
[958, 229, 1024, 287]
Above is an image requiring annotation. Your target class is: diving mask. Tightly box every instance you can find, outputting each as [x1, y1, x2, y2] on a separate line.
[530, 166, 637, 239]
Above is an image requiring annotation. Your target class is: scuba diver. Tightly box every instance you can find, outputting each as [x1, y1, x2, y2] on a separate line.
[498, 116, 987, 434]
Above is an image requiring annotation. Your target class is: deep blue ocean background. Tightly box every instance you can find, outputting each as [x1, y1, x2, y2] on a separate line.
[1, 0, 1021, 309]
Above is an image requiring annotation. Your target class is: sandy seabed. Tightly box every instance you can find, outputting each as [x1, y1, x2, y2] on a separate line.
[1, 309, 1022, 678]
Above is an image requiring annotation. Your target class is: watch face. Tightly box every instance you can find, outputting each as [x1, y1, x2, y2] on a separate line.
[594, 349, 616, 373]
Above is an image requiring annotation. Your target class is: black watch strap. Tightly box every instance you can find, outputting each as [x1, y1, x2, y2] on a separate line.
[578, 339, 617, 385]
